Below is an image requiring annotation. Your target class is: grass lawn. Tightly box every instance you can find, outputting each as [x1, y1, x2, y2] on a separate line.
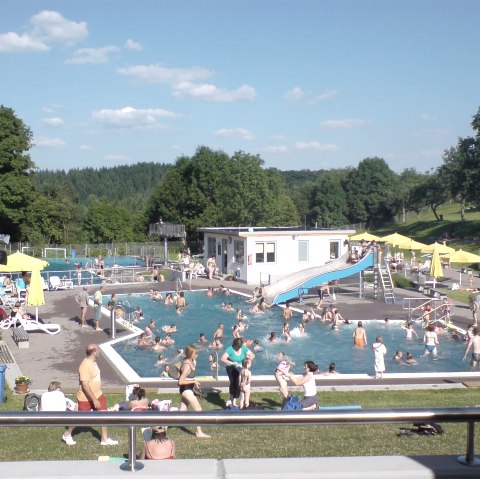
[1, 388, 479, 461]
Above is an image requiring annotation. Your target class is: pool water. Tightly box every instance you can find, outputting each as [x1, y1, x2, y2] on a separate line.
[43, 256, 146, 285]
[112, 291, 470, 378]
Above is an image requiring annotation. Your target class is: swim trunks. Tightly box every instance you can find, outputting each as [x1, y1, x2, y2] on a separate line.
[354, 337, 366, 346]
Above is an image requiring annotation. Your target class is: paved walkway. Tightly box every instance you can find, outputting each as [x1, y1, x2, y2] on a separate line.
[2, 266, 480, 395]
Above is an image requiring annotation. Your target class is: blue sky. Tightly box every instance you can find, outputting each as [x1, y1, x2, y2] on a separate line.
[1, 0, 479, 173]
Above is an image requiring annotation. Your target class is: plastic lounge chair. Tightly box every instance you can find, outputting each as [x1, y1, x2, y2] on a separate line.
[49, 276, 68, 291]
[18, 316, 61, 335]
[0, 311, 19, 330]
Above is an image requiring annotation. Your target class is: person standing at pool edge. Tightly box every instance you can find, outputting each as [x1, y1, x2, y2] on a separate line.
[178, 344, 210, 438]
[75, 286, 89, 328]
[62, 344, 118, 446]
[94, 285, 106, 331]
[221, 338, 255, 407]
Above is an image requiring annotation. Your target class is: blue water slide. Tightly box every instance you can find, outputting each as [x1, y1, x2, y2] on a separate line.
[264, 251, 375, 304]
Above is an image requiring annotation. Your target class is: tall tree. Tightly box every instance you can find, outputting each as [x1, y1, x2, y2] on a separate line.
[308, 171, 348, 227]
[439, 107, 480, 220]
[145, 146, 299, 239]
[343, 157, 400, 227]
[398, 168, 426, 221]
[0, 106, 36, 240]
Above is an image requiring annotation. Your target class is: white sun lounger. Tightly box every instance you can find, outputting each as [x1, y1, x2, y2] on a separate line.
[18, 316, 61, 335]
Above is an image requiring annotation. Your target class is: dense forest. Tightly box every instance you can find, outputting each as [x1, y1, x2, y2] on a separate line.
[1, 105, 480, 248]
[35, 162, 170, 207]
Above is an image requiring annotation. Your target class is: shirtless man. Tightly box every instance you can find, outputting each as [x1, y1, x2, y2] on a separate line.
[283, 303, 293, 322]
[353, 321, 367, 346]
[176, 291, 186, 314]
[213, 323, 224, 343]
[463, 327, 480, 367]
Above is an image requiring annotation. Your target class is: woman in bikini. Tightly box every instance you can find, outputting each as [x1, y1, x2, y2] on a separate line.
[178, 344, 210, 438]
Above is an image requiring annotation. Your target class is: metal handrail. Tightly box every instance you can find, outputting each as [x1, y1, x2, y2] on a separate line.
[0, 407, 479, 470]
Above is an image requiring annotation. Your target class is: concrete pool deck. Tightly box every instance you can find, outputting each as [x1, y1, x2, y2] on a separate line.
[2, 269, 480, 396]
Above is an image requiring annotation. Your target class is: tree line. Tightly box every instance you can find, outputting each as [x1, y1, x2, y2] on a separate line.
[1, 105, 479, 248]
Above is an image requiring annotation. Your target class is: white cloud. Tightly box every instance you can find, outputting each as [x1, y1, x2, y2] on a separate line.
[30, 10, 88, 46]
[420, 114, 437, 121]
[0, 10, 88, 52]
[320, 119, 370, 129]
[34, 136, 66, 147]
[174, 82, 256, 102]
[118, 64, 256, 102]
[92, 106, 182, 129]
[284, 87, 306, 101]
[214, 128, 256, 140]
[104, 154, 130, 162]
[42, 117, 64, 127]
[412, 128, 449, 140]
[118, 64, 213, 84]
[313, 89, 338, 102]
[66, 45, 120, 64]
[258, 145, 289, 153]
[124, 38, 143, 51]
[79, 144, 92, 151]
[0, 32, 48, 52]
[295, 141, 338, 151]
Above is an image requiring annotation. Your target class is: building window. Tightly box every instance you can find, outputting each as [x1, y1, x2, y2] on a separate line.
[207, 237, 216, 258]
[255, 242, 276, 263]
[234, 240, 245, 263]
[330, 241, 340, 259]
[298, 240, 309, 262]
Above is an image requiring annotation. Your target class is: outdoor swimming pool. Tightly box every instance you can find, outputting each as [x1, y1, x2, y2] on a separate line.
[43, 256, 146, 285]
[110, 290, 472, 378]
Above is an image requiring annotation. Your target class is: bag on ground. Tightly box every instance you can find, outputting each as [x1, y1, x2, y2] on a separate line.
[282, 395, 302, 410]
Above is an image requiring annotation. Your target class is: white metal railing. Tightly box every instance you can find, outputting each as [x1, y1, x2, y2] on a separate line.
[0, 407, 479, 471]
[402, 297, 450, 323]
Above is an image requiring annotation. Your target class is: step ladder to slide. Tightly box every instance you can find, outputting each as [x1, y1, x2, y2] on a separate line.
[377, 266, 395, 304]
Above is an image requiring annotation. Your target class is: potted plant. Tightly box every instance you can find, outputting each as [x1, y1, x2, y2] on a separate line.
[14, 375, 32, 394]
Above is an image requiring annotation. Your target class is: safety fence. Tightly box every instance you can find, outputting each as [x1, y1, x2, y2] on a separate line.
[0, 407, 479, 471]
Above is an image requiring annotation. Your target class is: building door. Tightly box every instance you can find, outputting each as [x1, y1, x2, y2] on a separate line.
[222, 239, 228, 274]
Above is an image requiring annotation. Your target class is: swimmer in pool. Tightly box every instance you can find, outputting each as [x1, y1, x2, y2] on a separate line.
[404, 352, 417, 365]
[236, 308, 247, 321]
[268, 331, 277, 343]
[402, 322, 418, 340]
[176, 291, 186, 314]
[152, 336, 165, 352]
[423, 324, 439, 357]
[353, 321, 367, 347]
[282, 323, 292, 343]
[164, 293, 174, 305]
[198, 332, 209, 343]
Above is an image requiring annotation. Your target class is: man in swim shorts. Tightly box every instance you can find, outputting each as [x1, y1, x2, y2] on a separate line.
[353, 321, 367, 346]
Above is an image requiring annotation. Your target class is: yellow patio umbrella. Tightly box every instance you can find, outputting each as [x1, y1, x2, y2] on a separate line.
[444, 249, 480, 287]
[420, 242, 455, 254]
[395, 238, 427, 250]
[445, 249, 480, 264]
[429, 245, 443, 288]
[0, 251, 49, 316]
[349, 232, 380, 241]
[379, 232, 411, 246]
